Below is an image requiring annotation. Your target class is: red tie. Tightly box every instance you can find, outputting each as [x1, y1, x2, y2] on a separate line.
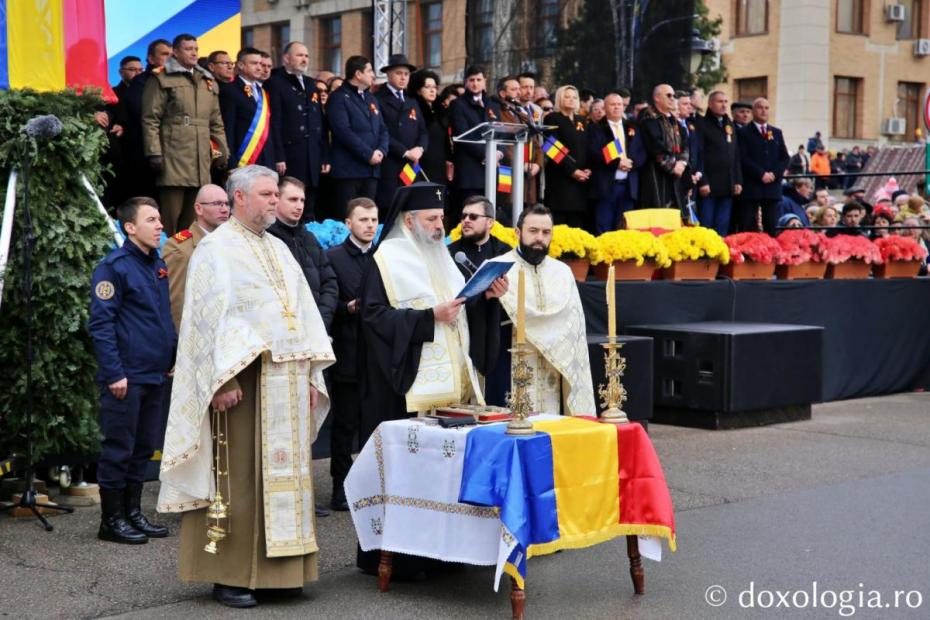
[760, 124, 767, 136]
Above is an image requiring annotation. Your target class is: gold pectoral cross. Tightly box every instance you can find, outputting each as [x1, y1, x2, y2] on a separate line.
[282, 308, 297, 331]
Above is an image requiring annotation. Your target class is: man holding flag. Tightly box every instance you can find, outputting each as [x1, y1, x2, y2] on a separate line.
[588, 92, 635, 233]
[374, 54, 429, 210]
[220, 48, 276, 173]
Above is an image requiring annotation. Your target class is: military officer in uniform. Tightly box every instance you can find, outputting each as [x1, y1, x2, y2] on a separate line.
[266, 42, 330, 222]
[161, 184, 229, 329]
[88, 197, 177, 545]
[142, 34, 228, 235]
[373, 54, 428, 211]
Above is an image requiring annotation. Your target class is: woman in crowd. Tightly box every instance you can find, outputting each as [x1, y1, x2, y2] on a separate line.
[812, 204, 840, 235]
[588, 98, 605, 124]
[410, 69, 451, 187]
[776, 213, 804, 233]
[543, 85, 591, 228]
[870, 206, 894, 239]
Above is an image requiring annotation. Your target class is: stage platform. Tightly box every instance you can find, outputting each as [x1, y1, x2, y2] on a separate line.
[578, 278, 930, 403]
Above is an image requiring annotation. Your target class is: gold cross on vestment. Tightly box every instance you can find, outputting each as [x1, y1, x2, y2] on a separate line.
[282, 308, 297, 331]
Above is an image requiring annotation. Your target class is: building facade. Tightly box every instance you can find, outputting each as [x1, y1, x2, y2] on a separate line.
[239, 0, 578, 86]
[705, 0, 930, 150]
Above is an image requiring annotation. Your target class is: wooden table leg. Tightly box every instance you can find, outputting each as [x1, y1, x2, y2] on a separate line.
[626, 535, 645, 594]
[378, 550, 393, 592]
[510, 576, 526, 619]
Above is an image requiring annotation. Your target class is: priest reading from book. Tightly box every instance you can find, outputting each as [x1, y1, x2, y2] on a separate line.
[356, 181, 507, 575]
[157, 165, 335, 609]
[491, 203, 595, 415]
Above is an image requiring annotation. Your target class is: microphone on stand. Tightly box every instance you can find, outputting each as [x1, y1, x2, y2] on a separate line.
[23, 114, 63, 140]
[454, 252, 479, 276]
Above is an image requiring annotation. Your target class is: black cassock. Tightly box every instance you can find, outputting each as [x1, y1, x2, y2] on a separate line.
[354, 262, 502, 576]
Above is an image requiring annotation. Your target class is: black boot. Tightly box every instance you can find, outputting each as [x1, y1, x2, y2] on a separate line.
[330, 483, 349, 511]
[125, 482, 169, 538]
[98, 487, 148, 544]
[213, 584, 257, 608]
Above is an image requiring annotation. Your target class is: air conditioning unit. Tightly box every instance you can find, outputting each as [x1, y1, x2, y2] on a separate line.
[886, 4, 907, 21]
[882, 117, 907, 135]
[914, 39, 930, 56]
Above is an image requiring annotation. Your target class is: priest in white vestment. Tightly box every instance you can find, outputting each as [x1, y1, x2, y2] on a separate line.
[492, 204, 595, 415]
[158, 165, 334, 608]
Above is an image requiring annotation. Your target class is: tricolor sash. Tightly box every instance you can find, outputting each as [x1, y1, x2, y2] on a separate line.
[236, 87, 271, 167]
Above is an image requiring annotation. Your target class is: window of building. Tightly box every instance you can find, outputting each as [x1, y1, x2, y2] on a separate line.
[242, 27, 254, 49]
[735, 0, 768, 36]
[896, 81, 923, 141]
[537, 0, 561, 57]
[833, 77, 861, 138]
[423, 2, 442, 70]
[271, 22, 290, 66]
[321, 16, 342, 76]
[735, 76, 768, 102]
[470, 0, 493, 63]
[897, 0, 923, 39]
[836, 0, 865, 34]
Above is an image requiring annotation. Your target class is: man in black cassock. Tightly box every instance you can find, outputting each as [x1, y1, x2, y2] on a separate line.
[637, 83, 690, 219]
[356, 182, 507, 576]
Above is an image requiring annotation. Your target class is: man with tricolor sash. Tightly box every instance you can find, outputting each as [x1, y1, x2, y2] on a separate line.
[220, 48, 277, 173]
[491, 204, 595, 416]
[142, 34, 228, 236]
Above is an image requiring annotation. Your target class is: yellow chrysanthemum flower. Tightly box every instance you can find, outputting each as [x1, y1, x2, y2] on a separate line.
[448, 221, 518, 247]
[658, 227, 730, 265]
[594, 230, 672, 268]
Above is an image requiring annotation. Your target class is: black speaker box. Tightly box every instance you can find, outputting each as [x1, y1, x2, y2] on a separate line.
[625, 322, 823, 429]
[587, 334, 653, 423]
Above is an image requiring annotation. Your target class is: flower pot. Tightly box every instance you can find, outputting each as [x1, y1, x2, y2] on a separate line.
[661, 259, 719, 281]
[560, 257, 590, 281]
[873, 260, 921, 279]
[825, 259, 872, 279]
[775, 261, 828, 280]
[720, 260, 776, 281]
[592, 259, 657, 281]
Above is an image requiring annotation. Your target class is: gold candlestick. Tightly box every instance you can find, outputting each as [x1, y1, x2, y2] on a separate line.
[598, 340, 629, 424]
[505, 343, 536, 435]
[607, 263, 616, 341]
[516, 268, 526, 344]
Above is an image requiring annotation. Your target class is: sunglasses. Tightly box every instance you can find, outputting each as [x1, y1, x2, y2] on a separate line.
[541, 106, 553, 112]
[461, 213, 491, 221]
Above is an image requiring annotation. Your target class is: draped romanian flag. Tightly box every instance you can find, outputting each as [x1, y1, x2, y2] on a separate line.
[0, 0, 116, 103]
[459, 416, 676, 590]
[235, 86, 270, 167]
[542, 136, 569, 163]
[399, 162, 421, 186]
[497, 165, 512, 193]
[602, 138, 623, 164]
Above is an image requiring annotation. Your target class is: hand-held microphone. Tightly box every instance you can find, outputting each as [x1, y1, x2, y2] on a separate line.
[454, 252, 479, 276]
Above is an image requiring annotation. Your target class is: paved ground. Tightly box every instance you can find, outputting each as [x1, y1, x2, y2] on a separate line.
[1, 393, 929, 619]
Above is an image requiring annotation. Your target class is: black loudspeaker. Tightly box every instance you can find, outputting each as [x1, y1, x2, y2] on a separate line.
[587, 335, 653, 423]
[625, 322, 823, 429]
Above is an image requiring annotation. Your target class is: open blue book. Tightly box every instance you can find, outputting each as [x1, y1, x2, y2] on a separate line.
[456, 261, 514, 299]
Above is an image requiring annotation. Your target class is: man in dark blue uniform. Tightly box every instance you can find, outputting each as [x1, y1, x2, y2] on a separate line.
[326, 55, 389, 215]
[373, 54, 428, 211]
[220, 47, 277, 171]
[449, 65, 502, 223]
[326, 197, 378, 511]
[266, 41, 330, 222]
[88, 197, 177, 545]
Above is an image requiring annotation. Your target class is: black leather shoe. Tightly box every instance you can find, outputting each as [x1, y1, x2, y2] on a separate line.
[330, 489, 350, 511]
[98, 487, 148, 545]
[125, 482, 169, 538]
[315, 503, 330, 517]
[213, 584, 257, 608]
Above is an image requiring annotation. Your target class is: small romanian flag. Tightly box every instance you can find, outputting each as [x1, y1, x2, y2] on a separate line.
[602, 138, 623, 164]
[399, 162, 421, 186]
[543, 136, 569, 163]
[498, 165, 513, 193]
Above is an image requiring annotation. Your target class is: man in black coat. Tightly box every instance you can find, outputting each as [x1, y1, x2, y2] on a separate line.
[737, 97, 790, 235]
[326, 55, 390, 216]
[696, 90, 743, 236]
[449, 66, 502, 223]
[447, 195, 511, 275]
[373, 54, 429, 212]
[325, 197, 378, 511]
[220, 47, 277, 171]
[266, 42, 330, 222]
[587, 92, 636, 233]
[266, 176, 338, 331]
[637, 84, 689, 217]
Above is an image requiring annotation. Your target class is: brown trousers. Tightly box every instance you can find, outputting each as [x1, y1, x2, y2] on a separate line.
[158, 187, 199, 236]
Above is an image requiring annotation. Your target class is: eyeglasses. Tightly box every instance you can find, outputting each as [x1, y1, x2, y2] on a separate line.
[541, 106, 553, 112]
[198, 200, 228, 207]
[461, 213, 491, 221]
